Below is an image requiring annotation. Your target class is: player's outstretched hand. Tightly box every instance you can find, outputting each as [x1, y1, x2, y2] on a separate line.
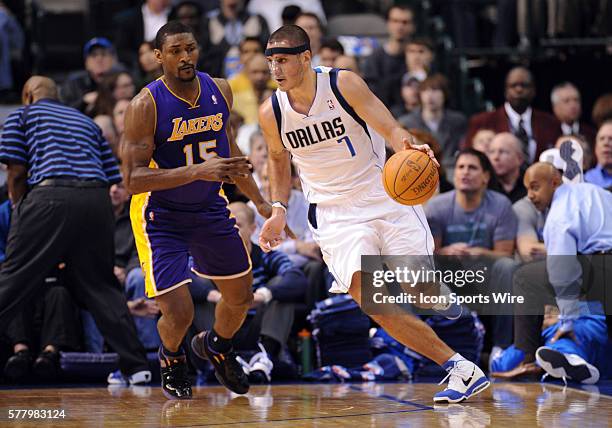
[254, 201, 297, 239]
[195, 155, 252, 182]
[402, 136, 440, 168]
[259, 214, 286, 252]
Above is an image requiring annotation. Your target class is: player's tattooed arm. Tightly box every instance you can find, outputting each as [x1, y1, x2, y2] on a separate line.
[336, 70, 439, 167]
[121, 89, 250, 194]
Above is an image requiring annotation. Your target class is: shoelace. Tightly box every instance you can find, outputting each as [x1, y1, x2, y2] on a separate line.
[438, 361, 472, 390]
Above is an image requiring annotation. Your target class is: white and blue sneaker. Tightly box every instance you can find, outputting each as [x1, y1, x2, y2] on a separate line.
[107, 369, 152, 386]
[434, 360, 490, 404]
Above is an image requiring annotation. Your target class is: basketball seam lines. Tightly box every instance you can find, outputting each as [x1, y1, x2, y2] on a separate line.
[397, 156, 432, 199]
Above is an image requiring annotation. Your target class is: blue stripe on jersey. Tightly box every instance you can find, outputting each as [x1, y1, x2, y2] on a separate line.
[328, 68, 371, 140]
[270, 93, 284, 146]
[0, 99, 120, 185]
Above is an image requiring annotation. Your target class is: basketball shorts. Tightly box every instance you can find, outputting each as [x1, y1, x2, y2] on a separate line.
[308, 183, 435, 293]
[130, 195, 251, 298]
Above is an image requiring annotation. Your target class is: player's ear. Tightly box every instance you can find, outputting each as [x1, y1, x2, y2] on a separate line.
[154, 48, 163, 64]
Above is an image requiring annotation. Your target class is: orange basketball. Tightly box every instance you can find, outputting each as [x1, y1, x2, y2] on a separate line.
[382, 149, 439, 205]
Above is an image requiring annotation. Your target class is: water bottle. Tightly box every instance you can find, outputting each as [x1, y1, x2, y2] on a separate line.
[298, 329, 313, 375]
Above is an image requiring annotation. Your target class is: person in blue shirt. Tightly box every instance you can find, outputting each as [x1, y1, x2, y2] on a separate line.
[492, 162, 611, 383]
[585, 120, 612, 189]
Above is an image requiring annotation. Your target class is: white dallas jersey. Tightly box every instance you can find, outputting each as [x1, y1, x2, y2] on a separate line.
[271, 66, 386, 205]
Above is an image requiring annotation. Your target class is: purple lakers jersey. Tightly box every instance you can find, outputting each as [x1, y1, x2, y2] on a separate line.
[145, 71, 230, 211]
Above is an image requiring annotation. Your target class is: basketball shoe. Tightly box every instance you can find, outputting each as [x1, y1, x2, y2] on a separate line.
[536, 346, 600, 384]
[434, 359, 490, 403]
[158, 347, 192, 400]
[191, 331, 249, 394]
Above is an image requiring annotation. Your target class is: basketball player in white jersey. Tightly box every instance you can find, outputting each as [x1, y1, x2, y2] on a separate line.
[258, 25, 489, 403]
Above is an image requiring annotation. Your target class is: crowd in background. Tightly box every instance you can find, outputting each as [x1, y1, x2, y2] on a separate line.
[0, 0, 611, 385]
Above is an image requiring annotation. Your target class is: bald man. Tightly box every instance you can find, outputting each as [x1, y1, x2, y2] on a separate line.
[492, 162, 611, 382]
[0, 76, 151, 385]
[487, 132, 526, 203]
[466, 67, 561, 162]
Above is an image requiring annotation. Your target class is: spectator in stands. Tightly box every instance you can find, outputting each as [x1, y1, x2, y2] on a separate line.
[585, 120, 612, 188]
[318, 38, 344, 68]
[199, 0, 269, 78]
[426, 149, 517, 257]
[295, 12, 324, 66]
[3, 278, 81, 382]
[334, 55, 360, 75]
[0, 1, 24, 95]
[402, 37, 435, 83]
[171, 1, 203, 31]
[362, 5, 415, 111]
[487, 132, 527, 203]
[551, 82, 596, 145]
[391, 75, 420, 118]
[114, 0, 171, 68]
[281, 5, 302, 26]
[60, 38, 122, 114]
[399, 73, 467, 172]
[249, 130, 267, 189]
[465, 67, 561, 163]
[92, 71, 135, 118]
[230, 53, 275, 125]
[0, 76, 151, 385]
[136, 42, 163, 90]
[113, 99, 130, 141]
[228, 37, 264, 89]
[248, 0, 326, 32]
[471, 129, 495, 154]
[196, 202, 308, 383]
[592, 93, 612, 128]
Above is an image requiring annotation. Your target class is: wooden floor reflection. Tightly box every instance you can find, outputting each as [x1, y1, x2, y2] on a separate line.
[0, 382, 610, 427]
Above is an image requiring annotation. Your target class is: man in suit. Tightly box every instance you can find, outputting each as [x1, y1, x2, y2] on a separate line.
[551, 82, 597, 145]
[113, 0, 171, 68]
[465, 67, 561, 163]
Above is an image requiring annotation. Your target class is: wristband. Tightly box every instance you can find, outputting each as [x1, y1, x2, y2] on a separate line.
[271, 201, 288, 213]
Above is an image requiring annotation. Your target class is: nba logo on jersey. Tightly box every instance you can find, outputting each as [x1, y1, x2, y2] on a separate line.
[327, 99, 335, 110]
[212, 95, 218, 104]
[149, 211, 154, 221]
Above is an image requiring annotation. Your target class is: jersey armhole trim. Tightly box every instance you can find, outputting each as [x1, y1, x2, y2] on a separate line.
[328, 68, 371, 140]
[144, 87, 157, 137]
[270, 93, 285, 148]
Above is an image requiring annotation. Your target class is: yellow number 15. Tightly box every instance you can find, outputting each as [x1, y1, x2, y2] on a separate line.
[183, 140, 217, 166]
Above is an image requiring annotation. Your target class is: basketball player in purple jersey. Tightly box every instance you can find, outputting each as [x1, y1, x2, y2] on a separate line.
[122, 22, 272, 399]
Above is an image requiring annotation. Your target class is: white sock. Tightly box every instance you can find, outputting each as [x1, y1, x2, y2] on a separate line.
[447, 353, 465, 364]
[432, 283, 454, 311]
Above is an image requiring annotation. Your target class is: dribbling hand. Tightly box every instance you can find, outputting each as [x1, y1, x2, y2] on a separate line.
[401, 136, 440, 168]
[194, 156, 252, 182]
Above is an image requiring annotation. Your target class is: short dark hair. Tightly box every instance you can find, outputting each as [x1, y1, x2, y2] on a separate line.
[407, 36, 434, 52]
[419, 73, 450, 102]
[240, 36, 263, 52]
[385, 4, 415, 21]
[268, 24, 311, 49]
[456, 148, 494, 175]
[155, 20, 196, 50]
[320, 38, 344, 55]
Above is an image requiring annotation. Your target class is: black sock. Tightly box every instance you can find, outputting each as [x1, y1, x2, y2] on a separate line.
[260, 335, 281, 358]
[161, 344, 184, 358]
[208, 329, 232, 354]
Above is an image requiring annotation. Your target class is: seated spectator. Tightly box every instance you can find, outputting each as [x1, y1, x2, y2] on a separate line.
[136, 42, 163, 90]
[228, 37, 265, 93]
[487, 132, 527, 203]
[193, 202, 308, 383]
[248, 130, 267, 189]
[591, 93, 612, 128]
[551, 82, 596, 145]
[402, 37, 435, 84]
[585, 120, 612, 188]
[3, 279, 81, 382]
[0, 2, 24, 96]
[114, 0, 171, 68]
[60, 38, 122, 114]
[113, 99, 130, 142]
[513, 195, 546, 263]
[230, 53, 275, 125]
[200, 0, 269, 78]
[471, 129, 495, 154]
[333, 55, 360, 75]
[465, 67, 561, 163]
[363, 5, 415, 112]
[318, 38, 344, 68]
[295, 12, 324, 66]
[391, 75, 420, 119]
[399, 73, 467, 172]
[170, 1, 204, 35]
[248, 0, 326, 32]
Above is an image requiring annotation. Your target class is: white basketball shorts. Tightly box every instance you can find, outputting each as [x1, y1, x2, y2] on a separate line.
[308, 183, 435, 293]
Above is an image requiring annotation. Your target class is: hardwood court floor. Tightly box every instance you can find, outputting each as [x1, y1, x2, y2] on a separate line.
[0, 382, 610, 427]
